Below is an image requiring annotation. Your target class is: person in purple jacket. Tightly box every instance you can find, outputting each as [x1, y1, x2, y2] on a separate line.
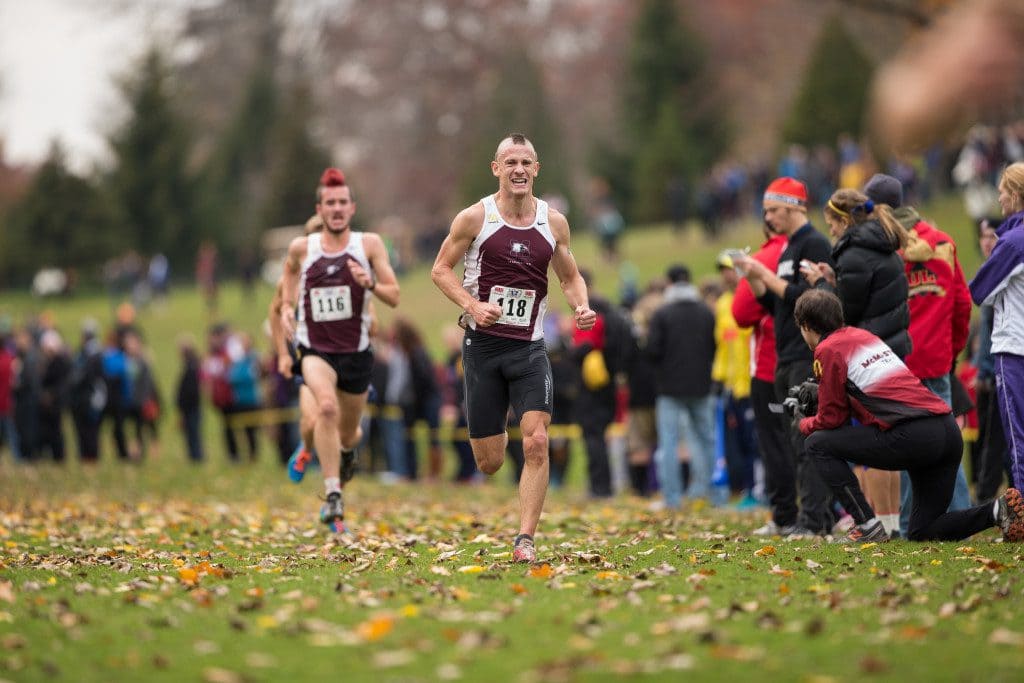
[969, 162, 1024, 491]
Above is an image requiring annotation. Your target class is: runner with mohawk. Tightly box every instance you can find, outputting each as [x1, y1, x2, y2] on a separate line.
[280, 168, 400, 532]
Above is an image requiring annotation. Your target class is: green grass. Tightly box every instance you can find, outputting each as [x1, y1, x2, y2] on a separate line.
[1, 194, 1013, 682]
[1, 460, 1023, 682]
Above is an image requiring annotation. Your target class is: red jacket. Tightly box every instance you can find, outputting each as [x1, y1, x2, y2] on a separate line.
[732, 234, 786, 382]
[956, 360, 979, 436]
[902, 219, 972, 380]
[800, 326, 950, 436]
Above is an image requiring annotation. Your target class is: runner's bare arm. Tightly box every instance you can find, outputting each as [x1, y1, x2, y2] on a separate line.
[268, 280, 294, 378]
[354, 233, 400, 308]
[367, 298, 379, 337]
[431, 205, 501, 327]
[549, 212, 596, 331]
[279, 236, 308, 340]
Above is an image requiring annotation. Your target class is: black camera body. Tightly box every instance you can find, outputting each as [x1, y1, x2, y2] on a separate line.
[782, 379, 819, 418]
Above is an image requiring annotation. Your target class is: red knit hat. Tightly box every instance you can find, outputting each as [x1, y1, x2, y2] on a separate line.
[763, 177, 808, 208]
[319, 167, 346, 187]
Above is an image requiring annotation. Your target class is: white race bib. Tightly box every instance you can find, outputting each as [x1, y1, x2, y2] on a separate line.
[310, 286, 352, 322]
[488, 285, 536, 327]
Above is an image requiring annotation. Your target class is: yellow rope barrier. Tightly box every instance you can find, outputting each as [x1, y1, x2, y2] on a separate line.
[222, 404, 626, 441]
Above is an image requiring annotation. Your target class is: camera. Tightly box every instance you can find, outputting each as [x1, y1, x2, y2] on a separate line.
[782, 379, 818, 418]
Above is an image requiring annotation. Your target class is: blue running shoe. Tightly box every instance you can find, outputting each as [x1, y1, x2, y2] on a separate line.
[287, 444, 314, 483]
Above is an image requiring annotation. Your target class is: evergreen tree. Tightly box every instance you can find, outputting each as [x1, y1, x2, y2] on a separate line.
[631, 99, 693, 224]
[199, 56, 280, 251]
[105, 47, 199, 268]
[457, 51, 576, 221]
[782, 16, 875, 147]
[4, 145, 117, 286]
[619, 0, 728, 222]
[259, 82, 331, 230]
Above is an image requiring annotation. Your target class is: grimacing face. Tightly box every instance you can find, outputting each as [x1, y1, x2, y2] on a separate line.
[317, 185, 356, 233]
[491, 143, 539, 197]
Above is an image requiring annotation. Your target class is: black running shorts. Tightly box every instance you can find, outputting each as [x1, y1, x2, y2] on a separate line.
[462, 328, 552, 438]
[297, 346, 373, 394]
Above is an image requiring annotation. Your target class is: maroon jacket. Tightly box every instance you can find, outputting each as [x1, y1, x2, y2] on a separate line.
[799, 326, 950, 436]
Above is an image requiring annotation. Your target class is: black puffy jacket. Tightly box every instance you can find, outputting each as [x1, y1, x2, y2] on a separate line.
[826, 219, 912, 359]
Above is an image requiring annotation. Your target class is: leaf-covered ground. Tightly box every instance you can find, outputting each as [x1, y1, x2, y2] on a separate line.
[1, 460, 1023, 683]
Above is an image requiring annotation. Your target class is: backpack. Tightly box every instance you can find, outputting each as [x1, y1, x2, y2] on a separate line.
[206, 354, 235, 409]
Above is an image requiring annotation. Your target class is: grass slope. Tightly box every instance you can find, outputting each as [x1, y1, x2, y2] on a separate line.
[1, 193, 1014, 682]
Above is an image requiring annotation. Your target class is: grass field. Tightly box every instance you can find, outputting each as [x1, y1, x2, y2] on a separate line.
[2, 194, 1018, 682]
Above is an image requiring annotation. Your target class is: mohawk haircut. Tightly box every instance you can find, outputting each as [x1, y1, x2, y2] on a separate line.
[317, 167, 349, 202]
[495, 132, 536, 160]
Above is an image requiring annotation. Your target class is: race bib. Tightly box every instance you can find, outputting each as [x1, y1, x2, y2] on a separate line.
[488, 285, 536, 327]
[310, 286, 352, 322]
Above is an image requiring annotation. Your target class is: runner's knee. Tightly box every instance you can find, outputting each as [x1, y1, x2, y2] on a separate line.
[472, 438, 505, 474]
[317, 399, 340, 424]
[522, 430, 548, 464]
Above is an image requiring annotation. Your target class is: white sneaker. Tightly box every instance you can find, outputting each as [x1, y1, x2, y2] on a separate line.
[752, 520, 781, 537]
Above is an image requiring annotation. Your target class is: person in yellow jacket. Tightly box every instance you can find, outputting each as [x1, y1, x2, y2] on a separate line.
[712, 251, 760, 508]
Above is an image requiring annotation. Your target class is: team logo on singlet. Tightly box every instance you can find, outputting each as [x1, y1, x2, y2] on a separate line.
[508, 239, 532, 264]
[326, 265, 340, 276]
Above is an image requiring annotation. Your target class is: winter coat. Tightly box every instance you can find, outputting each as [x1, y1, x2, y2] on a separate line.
[826, 219, 911, 359]
[898, 209, 972, 378]
[646, 283, 716, 399]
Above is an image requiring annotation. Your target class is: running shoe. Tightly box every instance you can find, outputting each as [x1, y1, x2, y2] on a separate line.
[340, 448, 358, 484]
[838, 519, 889, 544]
[287, 444, 314, 483]
[734, 493, 762, 510]
[752, 520, 781, 537]
[512, 534, 536, 563]
[996, 487, 1024, 542]
[780, 525, 820, 540]
[319, 492, 345, 533]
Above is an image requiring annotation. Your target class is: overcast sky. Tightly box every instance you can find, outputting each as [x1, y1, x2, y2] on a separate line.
[0, 0, 186, 171]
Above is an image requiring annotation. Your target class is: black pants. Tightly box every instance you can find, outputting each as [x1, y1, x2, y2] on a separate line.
[222, 406, 258, 461]
[576, 389, 614, 498]
[806, 414, 994, 541]
[110, 407, 145, 460]
[72, 410, 101, 462]
[36, 408, 65, 462]
[751, 378, 797, 526]
[976, 383, 1012, 503]
[775, 360, 833, 533]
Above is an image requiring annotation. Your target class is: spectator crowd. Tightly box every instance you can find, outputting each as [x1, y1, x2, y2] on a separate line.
[2, 127, 1023, 542]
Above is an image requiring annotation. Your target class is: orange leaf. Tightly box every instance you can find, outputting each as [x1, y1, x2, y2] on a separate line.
[528, 564, 554, 579]
[754, 546, 776, 557]
[510, 583, 529, 595]
[178, 568, 199, 585]
[357, 615, 395, 642]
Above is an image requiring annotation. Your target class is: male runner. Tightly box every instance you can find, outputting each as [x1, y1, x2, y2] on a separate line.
[281, 168, 400, 531]
[430, 133, 596, 562]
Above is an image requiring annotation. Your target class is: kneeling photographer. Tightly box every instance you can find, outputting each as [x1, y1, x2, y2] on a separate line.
[794, 289, 1023, 543]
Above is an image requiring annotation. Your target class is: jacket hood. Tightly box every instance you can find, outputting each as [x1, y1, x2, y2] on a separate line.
[834, 220, 898, 257]
[662, 282, 700, 304]
[893, 206, 921, 232]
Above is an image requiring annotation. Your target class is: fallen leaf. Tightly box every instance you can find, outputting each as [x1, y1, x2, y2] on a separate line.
[528, 564, 554, 579]
[202, 668, 242, 683]
[989, 628, 1024, 646]
[357, 615, 395, 642]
